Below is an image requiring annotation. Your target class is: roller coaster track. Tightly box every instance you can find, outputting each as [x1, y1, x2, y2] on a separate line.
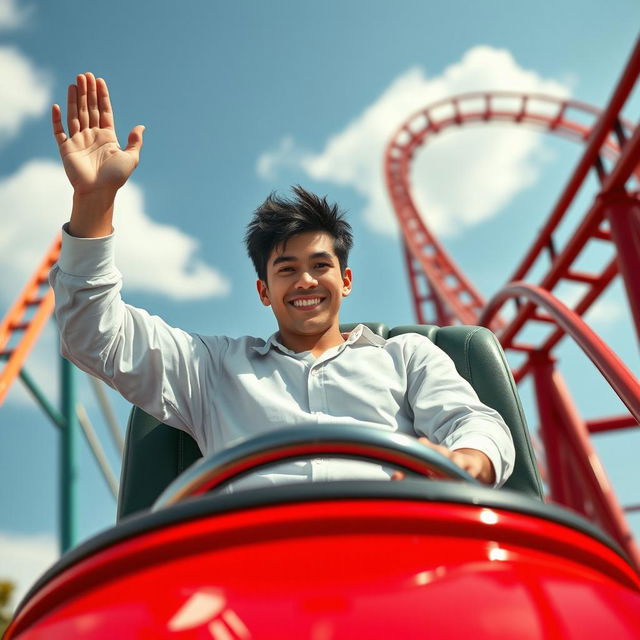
[385, 37, 640, 565]
[0, 235, 60, 405]
[386, 91, 638, 330]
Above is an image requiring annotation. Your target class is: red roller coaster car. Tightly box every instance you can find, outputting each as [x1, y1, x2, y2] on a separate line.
[6, 421, 640, 639]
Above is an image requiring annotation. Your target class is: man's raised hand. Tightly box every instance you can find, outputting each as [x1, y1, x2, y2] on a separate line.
[52, 73, 145, 237]
[52, 73, 144, 197]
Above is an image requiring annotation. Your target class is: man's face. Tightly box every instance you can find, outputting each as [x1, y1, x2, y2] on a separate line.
[257, 231, 352, 344]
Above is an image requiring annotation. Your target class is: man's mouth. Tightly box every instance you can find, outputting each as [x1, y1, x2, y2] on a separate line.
[289, 297, 325, 309]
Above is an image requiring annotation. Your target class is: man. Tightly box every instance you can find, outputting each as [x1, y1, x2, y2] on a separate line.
[50, 73, 514, 488]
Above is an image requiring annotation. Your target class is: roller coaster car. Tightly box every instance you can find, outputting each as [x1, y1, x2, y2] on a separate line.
[6, 325, 640, 639]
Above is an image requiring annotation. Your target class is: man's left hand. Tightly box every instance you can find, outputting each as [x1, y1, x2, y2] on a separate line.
[391, 437, 495, 485]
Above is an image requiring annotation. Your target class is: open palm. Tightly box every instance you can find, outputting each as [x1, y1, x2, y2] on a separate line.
[52, 73, 144, 195]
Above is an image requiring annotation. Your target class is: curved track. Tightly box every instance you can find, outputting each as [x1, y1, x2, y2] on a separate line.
[385, 39, 640, 564]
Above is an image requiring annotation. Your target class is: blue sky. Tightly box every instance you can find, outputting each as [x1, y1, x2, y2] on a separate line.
[1, 0, 639, 607]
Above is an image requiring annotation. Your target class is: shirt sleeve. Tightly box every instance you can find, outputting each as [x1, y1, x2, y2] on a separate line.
[404, 334, 515, 487]
[49, 225, 219, 452]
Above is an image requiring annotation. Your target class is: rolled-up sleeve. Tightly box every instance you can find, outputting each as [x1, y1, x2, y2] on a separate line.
[49, 226, 217, 451]
[404, 335, 515, 487]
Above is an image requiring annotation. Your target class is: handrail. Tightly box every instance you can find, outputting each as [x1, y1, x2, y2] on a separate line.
[480, 281, 640, 422]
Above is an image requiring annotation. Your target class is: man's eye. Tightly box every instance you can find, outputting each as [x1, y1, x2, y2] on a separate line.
[315, 262, 331, 269]
[279, 267, 294, 273]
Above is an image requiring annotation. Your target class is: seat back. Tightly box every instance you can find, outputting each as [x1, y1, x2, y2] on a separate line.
[117, 323, 542, 519]
[388, 325, 542, 499]
[117, 408, 202, 520]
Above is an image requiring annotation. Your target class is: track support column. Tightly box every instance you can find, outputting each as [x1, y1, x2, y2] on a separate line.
[531, 352, 639, 568]
[60, 354, 78, 553]
[531, 353, 568, 505]
[604, 191, 640, 343]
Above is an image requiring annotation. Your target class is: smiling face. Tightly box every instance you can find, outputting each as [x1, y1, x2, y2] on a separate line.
[256, 231, 352, 353]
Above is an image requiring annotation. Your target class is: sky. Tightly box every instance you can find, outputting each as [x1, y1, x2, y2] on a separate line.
[0, 0, 639, 609]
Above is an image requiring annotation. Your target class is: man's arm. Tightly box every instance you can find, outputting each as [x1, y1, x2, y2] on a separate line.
[52, 72, 144, 237]
[50, 74, 215, 451]
[402, 334, 515, 487]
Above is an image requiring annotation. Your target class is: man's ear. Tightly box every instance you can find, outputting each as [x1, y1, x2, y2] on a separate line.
[256, 279, 271, 306]
[342, 267, 353, 297]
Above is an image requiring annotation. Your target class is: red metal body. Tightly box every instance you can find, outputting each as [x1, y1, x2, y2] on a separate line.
[384, 37, 640, 563]
[7, 496, 640, 639]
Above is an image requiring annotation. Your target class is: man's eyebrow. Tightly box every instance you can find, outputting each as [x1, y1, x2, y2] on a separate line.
[310, 251, 334, 261]
[271, 251, 335, 266]
[272, 255, 296, 266]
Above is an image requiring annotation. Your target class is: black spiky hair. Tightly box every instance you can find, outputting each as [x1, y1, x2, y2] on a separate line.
[245, 185, 353, 281]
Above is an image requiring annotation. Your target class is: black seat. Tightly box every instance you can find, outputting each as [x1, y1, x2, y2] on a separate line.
[117, 323, 543, 519]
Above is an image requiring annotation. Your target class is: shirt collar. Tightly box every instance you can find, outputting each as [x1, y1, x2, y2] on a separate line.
[343, 323, 387, 348]
[251, 323, 386, 356]
[252, 333, 285, 356]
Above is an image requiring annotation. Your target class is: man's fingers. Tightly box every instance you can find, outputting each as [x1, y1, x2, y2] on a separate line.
[77, 73, 89, 130]
[417, 437, 450, 457]
[125, 125, 145, 163]
[96, 77, 115, 129]
[390, 471, 406, 481]
[453, 448, 495, 484]
[67, 84, 79, 136]
[51, 104, 67, 145]
[416, 437, 481, 479]
[62, 74, 115, 140]
[450, 451, 474, 472]
[412, 438, 493, 483]
[86, 72, 99, 128]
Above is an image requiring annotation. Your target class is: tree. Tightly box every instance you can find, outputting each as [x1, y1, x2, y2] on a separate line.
[0, 580, 15, 636]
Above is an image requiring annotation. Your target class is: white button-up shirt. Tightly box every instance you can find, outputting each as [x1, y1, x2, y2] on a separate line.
[50, 228, 515, 488]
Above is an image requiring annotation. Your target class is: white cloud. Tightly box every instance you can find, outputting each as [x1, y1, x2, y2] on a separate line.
[0, 160, 229, 407]
[114, 185, 231, 299]
[0, 531, 58, 611]
[584, 298, 625, 326]
[256, 136, 305, 181]
[0, 0, 31, 30]
[0, 159, 230, 302]
[257, 46, 571, 237]
[556, 282, 625, 329]
[0, 46, 50, 142]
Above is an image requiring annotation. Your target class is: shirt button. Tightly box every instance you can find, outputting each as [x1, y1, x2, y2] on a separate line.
[311, 368, 319, 376]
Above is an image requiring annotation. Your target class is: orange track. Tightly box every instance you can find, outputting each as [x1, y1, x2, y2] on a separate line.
[0, 234, 61, 405]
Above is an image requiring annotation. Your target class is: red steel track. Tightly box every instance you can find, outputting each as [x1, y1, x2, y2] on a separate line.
[385, 38, 640, 565]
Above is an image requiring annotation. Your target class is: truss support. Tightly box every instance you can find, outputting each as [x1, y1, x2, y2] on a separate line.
[531, 353, 640, 566]
[60, 354, 78, 553]
[19, 367, 64, 430]
[402, 241, 454, 326]
[604, 192, 640, 343]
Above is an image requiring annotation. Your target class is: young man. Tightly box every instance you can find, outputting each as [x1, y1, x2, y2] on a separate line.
[50, 73, 514, 488]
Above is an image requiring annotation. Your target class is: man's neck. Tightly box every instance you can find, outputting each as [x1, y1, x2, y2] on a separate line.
[277, 325, 346, 357]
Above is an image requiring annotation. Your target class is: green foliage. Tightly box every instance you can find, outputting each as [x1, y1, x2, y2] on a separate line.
[0, 580, 15, 636]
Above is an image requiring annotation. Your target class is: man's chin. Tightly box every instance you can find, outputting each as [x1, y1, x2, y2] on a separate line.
[290, 316, 336, 335]
[296, 320, 331, 334]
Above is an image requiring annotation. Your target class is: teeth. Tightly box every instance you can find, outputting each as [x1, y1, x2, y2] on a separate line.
[292, 298, 321, 308]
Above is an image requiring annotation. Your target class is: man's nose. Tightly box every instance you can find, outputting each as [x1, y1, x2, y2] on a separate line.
[295, 271, 318, 288]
